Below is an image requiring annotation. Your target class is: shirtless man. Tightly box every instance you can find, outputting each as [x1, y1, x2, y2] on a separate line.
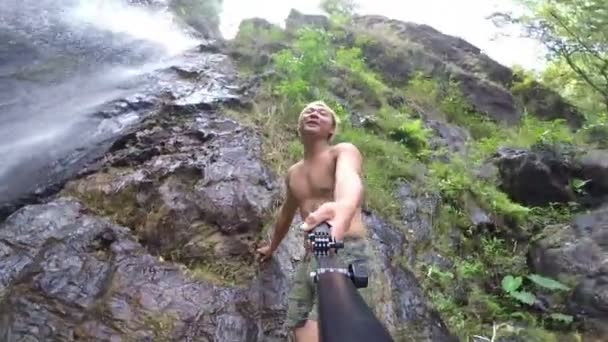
[256, 101, 372, 342]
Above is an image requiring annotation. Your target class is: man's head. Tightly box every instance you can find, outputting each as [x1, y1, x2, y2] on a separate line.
[298, 101, 339, 142]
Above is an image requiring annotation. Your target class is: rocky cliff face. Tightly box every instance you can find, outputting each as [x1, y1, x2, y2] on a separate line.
[1, 6, 606, 342]
[349, 14, 584, 128]
[0, 22, 455, 342]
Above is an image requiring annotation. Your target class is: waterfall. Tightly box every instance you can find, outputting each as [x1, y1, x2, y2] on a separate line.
[0, 0, 203, 207]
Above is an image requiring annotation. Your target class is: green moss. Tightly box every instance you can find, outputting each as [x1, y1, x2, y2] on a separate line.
[187, 258, 254, 288]
[61, 169, 144, 228]
[141, 311, 178, 341]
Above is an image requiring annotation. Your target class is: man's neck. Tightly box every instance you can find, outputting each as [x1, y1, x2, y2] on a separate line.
[302, 138, 330, 161]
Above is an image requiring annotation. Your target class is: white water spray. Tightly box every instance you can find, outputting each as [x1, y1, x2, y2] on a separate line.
[67, 0, 199, 56]
[0, 0, 201, 201]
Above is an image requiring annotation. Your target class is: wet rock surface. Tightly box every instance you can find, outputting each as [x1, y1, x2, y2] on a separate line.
[58, 50, 279, 287]
[0, 35, 457, 341]
[0, 46, 239, 222]
[0, 198, 281, 341]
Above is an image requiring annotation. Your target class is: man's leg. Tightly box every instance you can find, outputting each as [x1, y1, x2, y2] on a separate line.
[286, 254, 318, 341]
[293, 319, 318, 342]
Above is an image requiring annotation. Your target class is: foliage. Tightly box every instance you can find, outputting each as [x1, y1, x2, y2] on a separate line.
[502, 275, 536, 305]
[428, 158, 530, 226]
[492, 0, 608, 113]
[320, 0, 359, 26]
[228, 11, 590, 340]
[272, 27, 334, 104]
[527, 274, 570, 291]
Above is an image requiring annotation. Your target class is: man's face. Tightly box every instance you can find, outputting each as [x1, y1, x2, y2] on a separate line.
[299, 105, 335, 140]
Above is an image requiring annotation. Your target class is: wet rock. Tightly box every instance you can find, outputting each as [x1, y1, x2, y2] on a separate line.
[0, 49, 240, 222]
[493, 147, 576, 206]
[529, 206, 608, 334]
[62, 107, 279, 284]
[0, 198, 280, 341]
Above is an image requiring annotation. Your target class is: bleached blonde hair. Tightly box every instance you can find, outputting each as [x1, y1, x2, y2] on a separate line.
[298, 101, 340, 141]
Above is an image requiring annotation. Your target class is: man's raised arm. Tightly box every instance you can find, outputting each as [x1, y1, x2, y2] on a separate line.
[331, 142, 364, 239]
[257, 171, 298, 261]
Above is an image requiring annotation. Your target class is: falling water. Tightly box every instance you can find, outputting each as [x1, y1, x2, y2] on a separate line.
[0, 0, 200, 209]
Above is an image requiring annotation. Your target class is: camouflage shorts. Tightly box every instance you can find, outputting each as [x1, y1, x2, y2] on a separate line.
[285, 235, 373, 330]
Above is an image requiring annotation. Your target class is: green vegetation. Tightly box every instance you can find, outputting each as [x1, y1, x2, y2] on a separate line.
[493, 0, 608, 149]
[225, 2, 601, 339]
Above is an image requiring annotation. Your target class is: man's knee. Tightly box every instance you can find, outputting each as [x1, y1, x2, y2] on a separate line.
[293, 319, 318, 342]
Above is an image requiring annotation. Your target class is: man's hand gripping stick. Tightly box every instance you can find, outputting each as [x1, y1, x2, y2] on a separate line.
[308, 222, 368, 289]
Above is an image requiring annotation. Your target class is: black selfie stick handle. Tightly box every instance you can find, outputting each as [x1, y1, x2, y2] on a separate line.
[310, 222, 394, 342]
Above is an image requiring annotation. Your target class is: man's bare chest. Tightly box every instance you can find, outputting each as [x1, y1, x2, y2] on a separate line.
[291, 162, 336, 200]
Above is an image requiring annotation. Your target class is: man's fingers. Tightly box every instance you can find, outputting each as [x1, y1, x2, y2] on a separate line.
[301, 203, 334, 231]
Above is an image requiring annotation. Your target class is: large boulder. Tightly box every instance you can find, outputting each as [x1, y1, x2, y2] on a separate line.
[350, 15, 520, 125]
[492, 147, 576, 207]
[492, 146, 608, 208]
[528, 206, 608, 336]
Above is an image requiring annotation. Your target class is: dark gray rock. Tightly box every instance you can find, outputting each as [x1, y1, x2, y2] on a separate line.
[397, 182, 441, 249]
[578, 150, 608, 201]
[493, 147, 576, 206]
[529, 206, 608, 334]
[0, 198, 277, 341]
[0, 49, 240, 222]
[62, 107, 279, 272]
[425, 118, 471, 155]
[463, 192, 495, 232]
[511, 79, 584, 128]
[363, 213, 457, 341]
[452, 71, 520, 125]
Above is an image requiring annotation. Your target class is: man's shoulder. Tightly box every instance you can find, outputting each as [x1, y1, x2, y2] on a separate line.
[287, 160, 304, 173]
[331, 142, 361, 156]
[285, 160, 304, 181]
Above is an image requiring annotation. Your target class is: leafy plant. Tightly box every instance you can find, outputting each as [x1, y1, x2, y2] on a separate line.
[549, 313, 573, 324]
[527, 274, 570, 291]
[502, 275, 537, 305]
[390, 119, 430, 154]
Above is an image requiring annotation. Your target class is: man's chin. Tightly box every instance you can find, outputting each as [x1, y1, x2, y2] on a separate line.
[301, 130, 325, 139]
